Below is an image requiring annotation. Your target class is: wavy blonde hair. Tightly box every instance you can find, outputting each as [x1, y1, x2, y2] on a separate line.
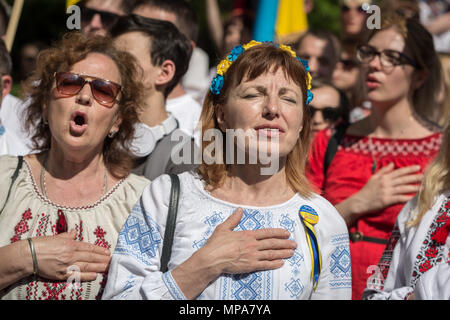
[198, 43, 313, 198]
[409, 121, 450, 226]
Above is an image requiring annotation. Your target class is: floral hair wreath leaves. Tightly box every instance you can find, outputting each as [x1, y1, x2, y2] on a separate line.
[210, 40, 314, 105]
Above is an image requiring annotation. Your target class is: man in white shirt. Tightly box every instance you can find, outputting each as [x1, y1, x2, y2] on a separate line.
[111, 15, 197, 179]
[130, 0, 205, 138]
[0, 40, 32, 156]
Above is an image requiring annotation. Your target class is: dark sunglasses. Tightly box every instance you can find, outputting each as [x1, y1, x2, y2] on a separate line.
[54, 72, 121, 107]
[339, 59, 360, 70]
[341, 5, 366, 13]
[308, 106, 342, 122]
[80, 6, 120, 29]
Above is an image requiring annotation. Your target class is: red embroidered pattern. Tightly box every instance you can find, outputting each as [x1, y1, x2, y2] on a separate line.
[15, 210, 108, 299]
[340, 134, 442, 157]
[367, 224, 401, 291]
[410, 198, 449, 286]
[11, 209, 33, 243]
[93, 226, 111, 249]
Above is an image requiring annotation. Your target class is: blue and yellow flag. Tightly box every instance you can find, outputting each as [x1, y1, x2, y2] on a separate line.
[253, 0, 309, 44]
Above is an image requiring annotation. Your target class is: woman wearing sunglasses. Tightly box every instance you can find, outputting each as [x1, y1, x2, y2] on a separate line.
[340, 0, 371, 41]
[307, 12, 443, 299]
[309, 79, 350, 137]
[0, 32, 149, 299]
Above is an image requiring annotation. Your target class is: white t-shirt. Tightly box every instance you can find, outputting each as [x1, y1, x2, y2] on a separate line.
[0, 94, 33, 156]
[102, 171, 352, 300]
[419, 1, 450, 53]
[181, 47, 210, 105]
[166, 94, 202, 146]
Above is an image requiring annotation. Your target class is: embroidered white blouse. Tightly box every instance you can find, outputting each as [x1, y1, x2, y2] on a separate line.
[102, 171, 352, 300]
[363, 191, 450, 300]
[0, 155, 150, 300]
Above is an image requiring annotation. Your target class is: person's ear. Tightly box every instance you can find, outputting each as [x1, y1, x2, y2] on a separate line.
[110, 112, 123, 134]
[1, 75, 12, 98]
[412, 69, 428, 90]
[155, 59, 176, 87]
[215, 103, 227, 132]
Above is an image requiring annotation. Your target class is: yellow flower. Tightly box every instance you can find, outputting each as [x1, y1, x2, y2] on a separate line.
[242, 40, 261, 50]
[279, 44, 296, 57]
[307, 72, 312, 90]
[217, 58, 232, 76]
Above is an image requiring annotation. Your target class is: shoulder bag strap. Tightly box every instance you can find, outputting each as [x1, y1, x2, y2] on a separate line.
[0, 156, 23, 215]
[323, 123, 349, 177]
[160, 173, 180, 272]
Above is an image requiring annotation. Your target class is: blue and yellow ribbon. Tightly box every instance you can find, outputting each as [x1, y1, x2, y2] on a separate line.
[299, 205, 322, 291]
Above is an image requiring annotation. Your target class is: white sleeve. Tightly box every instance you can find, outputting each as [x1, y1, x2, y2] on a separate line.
[363, 200, 417, 300]
[414, 262, 450, 300]
[102, 175, 187, 300]
[310, 198, 352, 300]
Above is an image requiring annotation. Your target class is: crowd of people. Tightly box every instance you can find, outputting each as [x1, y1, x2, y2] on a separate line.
[0, 0, 448, 300]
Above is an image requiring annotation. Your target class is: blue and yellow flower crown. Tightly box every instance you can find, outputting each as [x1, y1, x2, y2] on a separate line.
[210, 40, 314, 105]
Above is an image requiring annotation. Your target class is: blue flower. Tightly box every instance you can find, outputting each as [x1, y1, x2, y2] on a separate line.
[228, 45, 244, 62]
[210, 75, 224, 95]
[306, 90, 314, 105]
[298, 58, 310, 73]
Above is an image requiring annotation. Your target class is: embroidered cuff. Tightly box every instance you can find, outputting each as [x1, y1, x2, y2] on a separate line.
[162, 271, 187, 300]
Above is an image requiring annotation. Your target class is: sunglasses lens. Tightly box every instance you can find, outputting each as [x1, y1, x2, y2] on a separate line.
[80, 7, 95, 23]
[56, 73, 84, 95]
[341, 5, 350, 12]
[100, 12, 119, 28]
[322, 108, 340, 122]
[91, 80, 119, 105]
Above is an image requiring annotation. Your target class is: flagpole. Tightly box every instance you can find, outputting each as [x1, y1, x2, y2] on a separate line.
[5, 0, 25, 52]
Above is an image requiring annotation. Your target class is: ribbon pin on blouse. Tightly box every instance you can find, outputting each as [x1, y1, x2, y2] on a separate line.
[299, 205, 322, 291]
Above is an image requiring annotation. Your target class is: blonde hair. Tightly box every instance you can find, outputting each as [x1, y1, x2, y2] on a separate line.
[409, 121, 450, 226]
[199, 44, 313, 198]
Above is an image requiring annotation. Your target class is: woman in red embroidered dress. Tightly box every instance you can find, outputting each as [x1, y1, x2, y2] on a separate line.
[0, 32, 149, 299]
[307, 12, 444, 299]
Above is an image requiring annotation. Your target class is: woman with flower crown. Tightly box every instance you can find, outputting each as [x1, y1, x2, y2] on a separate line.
[102, 41, 351, 300]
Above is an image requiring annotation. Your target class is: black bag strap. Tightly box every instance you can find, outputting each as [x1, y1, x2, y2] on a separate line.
[0, 156, 23, 215]
[323, 123, 349, 177]
[160, 174, 180, 272]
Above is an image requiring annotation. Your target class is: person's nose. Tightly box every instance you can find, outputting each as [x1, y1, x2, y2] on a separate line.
[75, 82, 94, 106]
[309, 57, 319, 76]
[312, 109, 324, 125]
[90, 13, 104, 29]
[368, 53, 383, 71]
[263, 94, 280, 119]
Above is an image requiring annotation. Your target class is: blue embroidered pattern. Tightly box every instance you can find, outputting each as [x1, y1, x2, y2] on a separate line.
[163, 271, 187, 300]
[285, 277, 305, 298]
[279, 214, 296, 233]
[115, 202, 162, 265]
[118, 275, 136, 299]
[211, 209, 273, 300]
[329, 233, 352, 289]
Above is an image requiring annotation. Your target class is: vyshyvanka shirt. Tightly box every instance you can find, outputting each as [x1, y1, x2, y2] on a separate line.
[363, 191, 450, 300]
[102, 171, 352, 300]
[0, 155, 149, 300]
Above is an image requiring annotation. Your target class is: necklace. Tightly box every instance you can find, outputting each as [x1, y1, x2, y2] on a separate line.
[40, 154, 108, 200]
